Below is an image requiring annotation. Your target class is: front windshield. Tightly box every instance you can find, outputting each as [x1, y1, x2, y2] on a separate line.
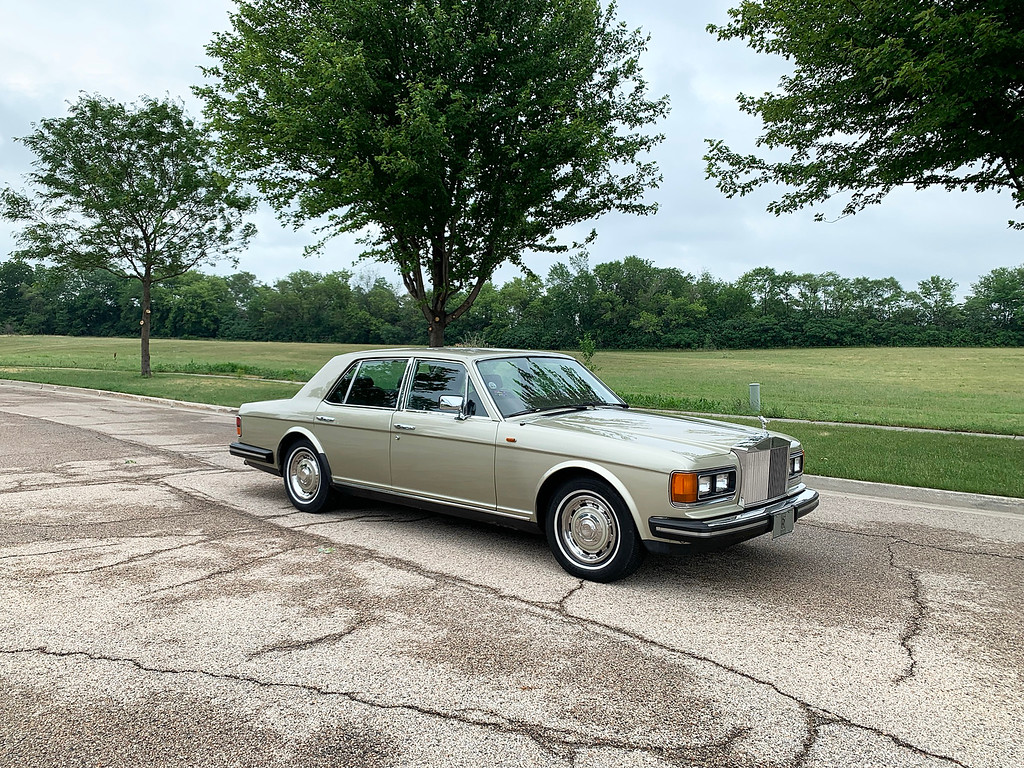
[476, 356, 625, 418]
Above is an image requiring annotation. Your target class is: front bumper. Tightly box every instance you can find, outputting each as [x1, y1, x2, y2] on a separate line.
[646, 488, 819, 548]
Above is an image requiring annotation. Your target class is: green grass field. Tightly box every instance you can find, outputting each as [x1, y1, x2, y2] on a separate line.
[2, 336, 1022, 497]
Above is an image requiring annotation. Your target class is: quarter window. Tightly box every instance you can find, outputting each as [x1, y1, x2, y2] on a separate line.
[328, 358, 408, 408]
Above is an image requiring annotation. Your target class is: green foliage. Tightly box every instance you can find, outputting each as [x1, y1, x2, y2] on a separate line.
[705, 1, 1024, 226]
[2, 260, 1023, 351]
[198, 0, 668, 345]
[577, 331, 599, 372]
[0, 95, 256, 375]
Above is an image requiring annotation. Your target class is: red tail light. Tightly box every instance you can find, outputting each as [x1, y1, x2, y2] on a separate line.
[235, 415, 241, 438]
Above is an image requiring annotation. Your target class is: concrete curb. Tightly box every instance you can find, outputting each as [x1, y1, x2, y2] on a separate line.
[0, 378, 236, 415]
[4, 378, 1021, 514]
[807, 474, 1024, 516]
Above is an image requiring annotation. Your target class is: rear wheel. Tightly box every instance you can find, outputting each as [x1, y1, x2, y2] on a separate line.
[545, 478, 645, 582]
[282, 438, 333, 513]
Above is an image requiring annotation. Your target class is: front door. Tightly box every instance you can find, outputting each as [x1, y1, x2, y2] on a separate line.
[389, 359, 497, 510]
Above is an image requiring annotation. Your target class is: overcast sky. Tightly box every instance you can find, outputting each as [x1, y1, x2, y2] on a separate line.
[1, 0, 1021, 297]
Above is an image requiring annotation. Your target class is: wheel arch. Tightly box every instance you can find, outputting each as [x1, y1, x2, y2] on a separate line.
[278, 427, 332, 476]
[534, 461, 642, 534]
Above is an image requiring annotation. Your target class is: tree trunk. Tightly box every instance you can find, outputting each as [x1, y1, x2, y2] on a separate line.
[427, 314, 447, 347]
[140, 276, 152, 377]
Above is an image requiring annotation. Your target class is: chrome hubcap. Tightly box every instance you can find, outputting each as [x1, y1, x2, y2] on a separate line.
[556, 491, 619, 567]
[288, 448, 320, 501]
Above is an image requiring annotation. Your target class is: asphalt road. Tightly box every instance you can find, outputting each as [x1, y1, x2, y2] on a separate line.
[1, 382, 1022, 768]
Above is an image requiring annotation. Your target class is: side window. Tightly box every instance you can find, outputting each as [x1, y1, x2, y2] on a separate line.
[324, 365, 356, 405]
[406, 361, 467, 412]
[466, 379, 490, 419]
[338, 358, 408, 408]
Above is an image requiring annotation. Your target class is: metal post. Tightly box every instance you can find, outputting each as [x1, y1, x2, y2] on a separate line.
[749, 383, 761, 412]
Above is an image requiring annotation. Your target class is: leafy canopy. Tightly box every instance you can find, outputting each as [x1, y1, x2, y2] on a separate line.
[0, 94, 256, 374]
[2, 95, 256, 281]
[198, 0, 668, 344]
[705, 1, 1024, 227]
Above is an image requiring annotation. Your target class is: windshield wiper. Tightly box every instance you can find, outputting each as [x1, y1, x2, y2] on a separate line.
[506, 404, 582, 418]
[507, 401, 627, 418]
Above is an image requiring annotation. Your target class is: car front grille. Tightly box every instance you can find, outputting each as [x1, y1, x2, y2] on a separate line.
[734, 436, 791, 506]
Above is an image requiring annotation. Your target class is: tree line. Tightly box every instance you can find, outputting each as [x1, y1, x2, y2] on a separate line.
[2, 256, 1021, 350]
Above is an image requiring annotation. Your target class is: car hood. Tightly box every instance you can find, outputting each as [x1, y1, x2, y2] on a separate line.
[520, 408, 788, 460]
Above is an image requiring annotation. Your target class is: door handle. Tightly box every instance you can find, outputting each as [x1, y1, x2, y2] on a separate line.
[394, 423, 416, 431]
[315, 415, 336, 423]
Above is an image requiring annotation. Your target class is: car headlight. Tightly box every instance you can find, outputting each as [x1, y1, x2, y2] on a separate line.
[790, 452, 804, 477]
[671, 469, 737, 504]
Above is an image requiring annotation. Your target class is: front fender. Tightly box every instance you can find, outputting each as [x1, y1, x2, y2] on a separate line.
[535, 460, 644, 533]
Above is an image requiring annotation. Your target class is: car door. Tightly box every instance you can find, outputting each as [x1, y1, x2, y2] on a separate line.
[389, 359, 498, 510]
[312, 357, 410, 489]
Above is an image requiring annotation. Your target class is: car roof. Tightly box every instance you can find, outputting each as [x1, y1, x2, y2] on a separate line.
[347, 347, 575, 363]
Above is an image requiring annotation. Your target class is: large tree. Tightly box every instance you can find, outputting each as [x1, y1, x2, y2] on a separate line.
[198, 0, 668, 346]
[1, 95, 256, 376]
[704, 1, 1024, 226]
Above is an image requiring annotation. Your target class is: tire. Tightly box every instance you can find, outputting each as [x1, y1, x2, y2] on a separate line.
[282, 438, 333, 513]
[545, 478, 645, 582]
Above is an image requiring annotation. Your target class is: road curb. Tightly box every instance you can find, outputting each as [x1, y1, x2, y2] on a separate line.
[0, 378, 237, 415]
[807, 474, 1024, 516]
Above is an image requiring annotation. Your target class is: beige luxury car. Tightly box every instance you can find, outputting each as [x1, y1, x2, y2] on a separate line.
[230, 347, 818, 581]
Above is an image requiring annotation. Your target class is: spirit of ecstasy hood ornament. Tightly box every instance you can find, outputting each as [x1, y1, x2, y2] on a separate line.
[758, 415, 770, 433]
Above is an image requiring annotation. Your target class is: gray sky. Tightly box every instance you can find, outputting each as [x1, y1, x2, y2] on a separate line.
[1, 0, 1020, 297]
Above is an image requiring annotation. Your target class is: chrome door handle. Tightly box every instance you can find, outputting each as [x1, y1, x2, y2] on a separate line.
[315, 415, 336, 423]
[394, 423, 416, 431]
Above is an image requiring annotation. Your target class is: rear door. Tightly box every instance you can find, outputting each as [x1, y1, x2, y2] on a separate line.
[312, 357, 410, 489]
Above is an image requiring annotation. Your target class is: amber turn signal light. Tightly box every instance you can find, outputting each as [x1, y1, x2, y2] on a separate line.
[671, 472, 698, 504]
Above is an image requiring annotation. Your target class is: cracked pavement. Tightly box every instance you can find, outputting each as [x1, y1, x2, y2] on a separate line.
[1, 383, 1022, 767]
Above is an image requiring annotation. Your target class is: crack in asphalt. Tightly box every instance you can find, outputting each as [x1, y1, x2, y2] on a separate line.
[0, 542, 117, 561]
[142, 544, 305, 598]
[0, 645, 747, 766]
[247, 619, 372, 660]
[889, 541, 926, 685]
[802, 521, 1024, 562]
[2, 512, 207, 529]
[790, 710, 834, 768]
[555, 579, 586, 612]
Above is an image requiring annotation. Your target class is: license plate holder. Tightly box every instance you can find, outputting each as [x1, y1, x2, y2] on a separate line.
[772, 508, 796, 539]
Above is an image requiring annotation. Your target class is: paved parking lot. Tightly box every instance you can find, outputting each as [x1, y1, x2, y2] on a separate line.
[1, 381, 1022, 767]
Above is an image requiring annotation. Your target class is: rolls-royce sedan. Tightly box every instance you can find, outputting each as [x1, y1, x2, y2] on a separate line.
[230, 348, 818, 581]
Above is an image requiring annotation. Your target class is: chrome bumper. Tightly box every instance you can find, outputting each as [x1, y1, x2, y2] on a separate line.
[647, 488, 819, 543]
[229, 441, 274, 464]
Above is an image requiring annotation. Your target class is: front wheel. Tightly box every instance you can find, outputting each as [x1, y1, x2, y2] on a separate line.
[545, 478, 645, 582]
[282, 438, 333, 513]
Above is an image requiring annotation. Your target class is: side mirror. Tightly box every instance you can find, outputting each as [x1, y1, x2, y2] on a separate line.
[439, 395, 469, 420]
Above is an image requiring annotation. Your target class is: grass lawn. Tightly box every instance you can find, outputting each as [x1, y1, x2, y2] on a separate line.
[2, 336, 1022, 497]
[723, 417, 1024, 499]
[598, 347, 1024, 436]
